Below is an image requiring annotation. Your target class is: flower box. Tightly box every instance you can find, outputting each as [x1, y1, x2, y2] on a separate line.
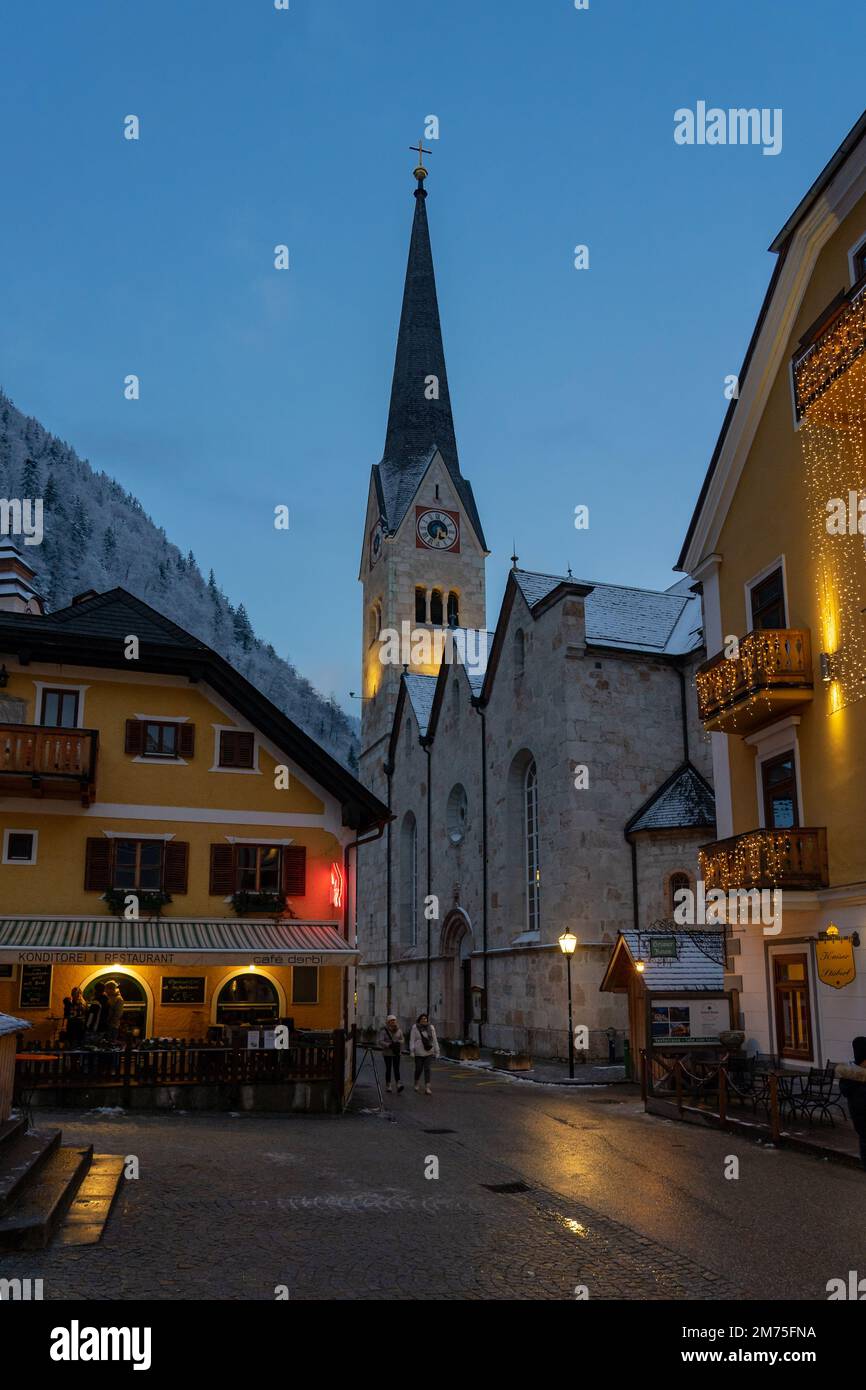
[101, 888, 172, 916]
[491, 1049, 532, 1072]
[441, 1039, 480, 1061]
[230, 891, 286, 916]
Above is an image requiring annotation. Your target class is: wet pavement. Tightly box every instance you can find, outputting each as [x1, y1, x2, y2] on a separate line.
[1, 1060, 864, 1300]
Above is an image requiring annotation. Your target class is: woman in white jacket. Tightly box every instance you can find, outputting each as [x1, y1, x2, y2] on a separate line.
[409, 1013, 439, 1094]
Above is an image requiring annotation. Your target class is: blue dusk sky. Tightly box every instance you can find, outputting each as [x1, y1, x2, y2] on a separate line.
[1, 1, 865, 710]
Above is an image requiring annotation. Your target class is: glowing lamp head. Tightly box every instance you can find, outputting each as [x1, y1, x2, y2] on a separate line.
[558, 931, 578, 956]
[825, 923, 840, 938]
[635, 958, 646, 974]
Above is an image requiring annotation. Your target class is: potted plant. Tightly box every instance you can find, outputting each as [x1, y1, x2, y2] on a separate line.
[230, 890, 287, 916]
[102, 888, 172, 916]
[491, 1048, 532, 1072]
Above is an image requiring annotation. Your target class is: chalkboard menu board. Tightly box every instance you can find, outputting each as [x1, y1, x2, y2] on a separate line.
[19, 963, 53, 1009]
[161, 976, 206, 1006]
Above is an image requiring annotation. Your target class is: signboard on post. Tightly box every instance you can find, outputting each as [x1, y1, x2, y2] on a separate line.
[650, 996, 728, 1046]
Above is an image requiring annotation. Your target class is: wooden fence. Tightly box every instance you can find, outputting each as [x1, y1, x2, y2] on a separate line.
[16, 1033, 345, 1099]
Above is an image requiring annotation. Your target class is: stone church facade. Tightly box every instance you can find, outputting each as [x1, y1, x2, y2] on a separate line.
[355, 162, 715, 1059]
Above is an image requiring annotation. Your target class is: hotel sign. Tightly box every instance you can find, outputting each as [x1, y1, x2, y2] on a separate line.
[816, 938, 856, 990]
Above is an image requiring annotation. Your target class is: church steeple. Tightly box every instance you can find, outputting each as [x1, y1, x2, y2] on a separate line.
[377, 160, 486, 551]
[383, 162, 459, 477]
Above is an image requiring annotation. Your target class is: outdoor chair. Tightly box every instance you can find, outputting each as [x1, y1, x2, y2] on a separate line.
[794, 1060, 846, 1126]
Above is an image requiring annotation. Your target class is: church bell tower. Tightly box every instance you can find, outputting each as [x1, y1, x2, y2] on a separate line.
[359, 147, 488, 769]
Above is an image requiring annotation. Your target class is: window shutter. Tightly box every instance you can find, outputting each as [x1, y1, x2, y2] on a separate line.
[209, 843, 236, 895]
[124, 719, 144, 755]
[84, 837, 113, 891]
[164, 841, 189, 894]
[178, 724, 195, 758]
[283, 844, 307, 897]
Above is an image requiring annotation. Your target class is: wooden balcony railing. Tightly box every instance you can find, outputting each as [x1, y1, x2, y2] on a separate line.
[699, 827, 829, 892]
[0, 723, 98, 805]
[793, 277, 866, 422]
[695, 629, 813, 734]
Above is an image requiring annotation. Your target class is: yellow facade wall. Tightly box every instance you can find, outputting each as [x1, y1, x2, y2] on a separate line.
[0, 661, 350, 1036]
[0, 964, 342, 1039]
[713, 193, 866, 888]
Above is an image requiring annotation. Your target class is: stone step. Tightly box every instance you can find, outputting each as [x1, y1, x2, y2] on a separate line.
[0, 1116, 27, 1150]
[0, 1127, 61, 1213]
[0, 1145, 93, 1250]
[55, 1153, 126, 1246]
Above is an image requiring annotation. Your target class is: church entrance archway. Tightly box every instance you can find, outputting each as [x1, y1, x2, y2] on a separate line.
[441, 910, 474, 1039]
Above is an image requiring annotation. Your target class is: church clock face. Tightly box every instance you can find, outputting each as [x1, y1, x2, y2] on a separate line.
[369, 519, 386, 567]
[415, 506, 460, 553]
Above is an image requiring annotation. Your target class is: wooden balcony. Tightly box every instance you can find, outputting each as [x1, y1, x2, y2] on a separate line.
[695, 629, 813, 734]
[793, 277, 866, 423]
[0, 724, 98, 805]
[699, 827, 829, 893]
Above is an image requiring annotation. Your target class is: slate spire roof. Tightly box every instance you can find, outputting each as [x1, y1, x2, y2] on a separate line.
[375, 175, 486, 549]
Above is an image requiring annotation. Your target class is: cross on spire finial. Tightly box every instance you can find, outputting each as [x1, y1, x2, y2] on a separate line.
[410, 136, 433, 184]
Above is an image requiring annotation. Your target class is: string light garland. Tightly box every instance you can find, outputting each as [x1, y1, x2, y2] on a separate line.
[794, 288, 866, 713]
[695, 629, 809, 730]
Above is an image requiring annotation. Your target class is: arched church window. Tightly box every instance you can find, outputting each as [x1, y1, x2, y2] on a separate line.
[430, 589, 444, 625]
[400, 812, 418, 945]
[447, 591, 459, 626]
[447, 783, 468, 843]
[415, 587, 427, 624]
[514, 627, 526, 676]
[525, 759, 540, 933]
[669, 871, 691, 915]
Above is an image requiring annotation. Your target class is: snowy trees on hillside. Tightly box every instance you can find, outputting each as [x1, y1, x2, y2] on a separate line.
[0, 391, 359, 766]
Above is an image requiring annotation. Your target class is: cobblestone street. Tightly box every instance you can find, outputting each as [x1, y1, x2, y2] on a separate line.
[1, 1061, 863, 1301]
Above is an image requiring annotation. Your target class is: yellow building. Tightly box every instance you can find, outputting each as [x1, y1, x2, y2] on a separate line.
[678, 110, 866, 1067]
[0, 547, 388, 1056]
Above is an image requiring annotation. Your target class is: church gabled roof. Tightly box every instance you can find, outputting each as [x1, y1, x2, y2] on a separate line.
[376, 176, 487, 550]
[513, 569, 703, 656]
[625, 762, 716, 835]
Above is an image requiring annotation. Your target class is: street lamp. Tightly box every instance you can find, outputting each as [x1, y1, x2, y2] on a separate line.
[558, 931, 578, 1079]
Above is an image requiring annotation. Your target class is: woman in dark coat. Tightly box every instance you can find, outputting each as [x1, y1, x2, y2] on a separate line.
[836, 1036, 866, 1169]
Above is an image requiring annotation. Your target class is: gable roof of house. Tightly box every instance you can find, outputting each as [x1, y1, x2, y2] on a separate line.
[676, 106, 866, 572]
[625, 762, 716, 835]
[0, 589, 390, 831]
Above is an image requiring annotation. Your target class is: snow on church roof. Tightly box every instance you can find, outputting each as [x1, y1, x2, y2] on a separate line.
[513, 570, 703, 656]
[403, 673, 437, 735]
[626, 763, 716, 834]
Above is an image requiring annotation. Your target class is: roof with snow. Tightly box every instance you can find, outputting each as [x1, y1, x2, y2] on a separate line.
[513, 569, 703, 656]
[601, 929, 725, 994]
[626, 763, 716, 835]
[403, 673, 437, 736]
